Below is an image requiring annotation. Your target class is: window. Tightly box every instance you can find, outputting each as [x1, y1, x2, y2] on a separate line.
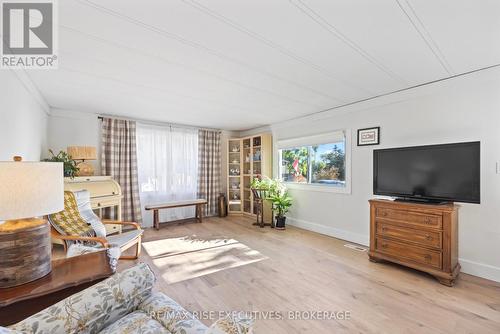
[278, 131, 350, 193]
[136, 123, 199, 225]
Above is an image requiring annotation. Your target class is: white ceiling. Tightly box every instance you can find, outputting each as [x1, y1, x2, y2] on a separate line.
[27, 0, 500, 130]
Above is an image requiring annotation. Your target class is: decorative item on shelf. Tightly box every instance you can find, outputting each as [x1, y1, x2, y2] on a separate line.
[253, 150, 261, 161]
[232, 193, 239, 200]
[0, 157, 64, 288]
[232, 159, 239, 164]
[67, 146, 97, 176]
[230, 168, 240, 176]
[231, 147, 240, 152]
[43, 149, 79, 178]
[245, 155, 250, 163]
[357, 126, 380, 146]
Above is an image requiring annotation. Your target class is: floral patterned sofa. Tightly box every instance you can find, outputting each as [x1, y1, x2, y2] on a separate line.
[0, 263, 252, 334]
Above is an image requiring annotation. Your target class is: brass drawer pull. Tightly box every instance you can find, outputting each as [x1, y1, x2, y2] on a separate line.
[381, 243, 388, 248]
[424, 217, 432, 224]
[425, 234, 433, 241]
[382, 211, 388, 217]
[97, 203, 101, 207]
[382, 227, 388, 233]
[424, 254, 432, 261]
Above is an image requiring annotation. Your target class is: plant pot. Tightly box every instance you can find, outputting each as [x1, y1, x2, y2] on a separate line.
[275, 216, 286, 230]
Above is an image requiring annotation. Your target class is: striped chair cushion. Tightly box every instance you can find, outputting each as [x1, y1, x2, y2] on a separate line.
[49, 191, 94, 237]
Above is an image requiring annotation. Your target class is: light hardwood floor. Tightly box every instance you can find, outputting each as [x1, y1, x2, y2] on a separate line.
[116, 216, 500, 334]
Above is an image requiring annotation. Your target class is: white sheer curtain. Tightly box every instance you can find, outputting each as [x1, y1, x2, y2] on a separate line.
[136, 123, 199, 227]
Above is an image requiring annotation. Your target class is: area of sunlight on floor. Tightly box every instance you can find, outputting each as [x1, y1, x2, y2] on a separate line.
[142, 235, 268, 284]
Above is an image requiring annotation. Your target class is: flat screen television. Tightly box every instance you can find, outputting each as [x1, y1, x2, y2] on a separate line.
[373, 141, 480, 204]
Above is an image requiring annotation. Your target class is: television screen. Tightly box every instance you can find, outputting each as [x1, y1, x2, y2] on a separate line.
[373, 142, 480, 203]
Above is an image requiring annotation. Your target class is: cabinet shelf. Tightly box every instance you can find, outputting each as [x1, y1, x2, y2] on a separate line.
[227, 134, 272, 223]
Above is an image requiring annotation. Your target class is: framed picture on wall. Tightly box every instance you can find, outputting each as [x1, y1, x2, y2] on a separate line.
[357, 127, 380, 146]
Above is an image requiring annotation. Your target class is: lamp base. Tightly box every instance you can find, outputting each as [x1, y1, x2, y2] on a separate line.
[0, 218, 52, 288]
[76, 161, 94, 176]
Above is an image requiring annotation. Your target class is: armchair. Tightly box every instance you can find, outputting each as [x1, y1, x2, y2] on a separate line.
[49, 191, 143, 260]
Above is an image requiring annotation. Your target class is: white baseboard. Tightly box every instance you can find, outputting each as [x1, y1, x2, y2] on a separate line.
[287, 217, 369, 246]
[459, 258, 500, 283]
[286, 217, 500, 283]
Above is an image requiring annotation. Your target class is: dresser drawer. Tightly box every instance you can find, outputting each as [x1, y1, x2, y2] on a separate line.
[105, 223, 122, 236]
[376, 222, 442, 249]
[376, 237, 442, 269]
[376, 207, 442, 230]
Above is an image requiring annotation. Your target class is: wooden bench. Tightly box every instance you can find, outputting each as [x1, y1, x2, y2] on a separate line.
[145, 199, 208, 230]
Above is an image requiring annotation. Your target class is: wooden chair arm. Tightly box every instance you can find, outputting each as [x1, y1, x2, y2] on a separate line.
[51, 230, 109, 248]
[102, 220, 141, 230]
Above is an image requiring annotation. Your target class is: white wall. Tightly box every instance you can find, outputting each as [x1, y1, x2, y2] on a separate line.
[0, 71, 49, 161]
[47, 109, 101, 174]
[270, 66, 500, 282]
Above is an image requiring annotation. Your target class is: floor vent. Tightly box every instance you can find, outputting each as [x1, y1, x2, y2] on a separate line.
[344, 244, 367, 252]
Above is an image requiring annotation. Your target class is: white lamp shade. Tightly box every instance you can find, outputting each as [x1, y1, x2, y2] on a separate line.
[0, 162, 64, 220]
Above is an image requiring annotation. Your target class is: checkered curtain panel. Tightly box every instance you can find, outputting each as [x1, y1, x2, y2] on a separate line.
[101, 117, 143, 225]
[197, 129, 222, 216]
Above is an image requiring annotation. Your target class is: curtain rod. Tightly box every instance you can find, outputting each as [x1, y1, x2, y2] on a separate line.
[97, 115, 221, 133]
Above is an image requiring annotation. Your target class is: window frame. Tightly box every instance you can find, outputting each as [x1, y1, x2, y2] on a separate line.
[276, 130, 351, 194]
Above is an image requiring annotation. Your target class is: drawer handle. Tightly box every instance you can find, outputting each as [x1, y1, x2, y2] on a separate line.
[424, 218, 432, 224]
[97, 203, 101, 207]
[425, 235, 433, 241]
[381, 227, 388, 233]
[382, 211, 388, 217]
[424, 254, 432, 261]
[381, 243, 388, 248]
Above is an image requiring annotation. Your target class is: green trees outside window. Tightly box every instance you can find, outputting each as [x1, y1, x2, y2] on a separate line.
[280, 141, 346, 186]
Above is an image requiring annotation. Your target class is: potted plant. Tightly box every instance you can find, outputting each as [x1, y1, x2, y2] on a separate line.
[250, 177, 293, 229]
[269, 186, 292, 230]
[250, 177, 270, 196]
[42, 149, 79, 178]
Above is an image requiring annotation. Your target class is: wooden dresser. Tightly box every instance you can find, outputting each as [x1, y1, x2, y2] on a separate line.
[369, 199, 460, 286]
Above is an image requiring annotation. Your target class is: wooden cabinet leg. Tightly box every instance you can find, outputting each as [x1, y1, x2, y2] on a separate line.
[368, 255, 383, 263]
[436, 277, 455, 287]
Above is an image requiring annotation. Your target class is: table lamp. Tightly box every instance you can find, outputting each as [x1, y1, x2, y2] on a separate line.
[67, 146, 97, 176]
[0, 157, 64, 288]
